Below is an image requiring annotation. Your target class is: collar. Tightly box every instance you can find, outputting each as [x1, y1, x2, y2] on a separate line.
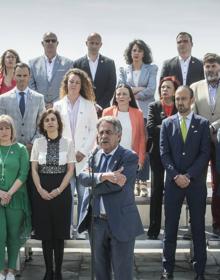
[15, 87, 29, 95]
[87, 54, 100, 63]
[101, 145, 119, 157]
[44, 55, 57, 63]
[177, 111, 193, 121]
[178, 55, 191, 63]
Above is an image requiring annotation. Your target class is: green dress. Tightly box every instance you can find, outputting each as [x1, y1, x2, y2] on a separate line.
[0, 143, 31, 244]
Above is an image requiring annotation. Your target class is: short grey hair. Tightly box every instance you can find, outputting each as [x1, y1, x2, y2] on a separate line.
[97, 116, 122, 134]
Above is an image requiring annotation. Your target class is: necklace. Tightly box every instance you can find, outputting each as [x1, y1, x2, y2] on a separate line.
[0, 145, 12, 183]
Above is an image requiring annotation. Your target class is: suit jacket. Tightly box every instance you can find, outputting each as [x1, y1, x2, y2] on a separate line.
[216, 129, 220, 195]
[0, 88, 45, 144]
[29, 55, 73, 104]
[160, 113, 210, 187]
[118, 63, 158, 118]
[73, 54, 116, 109]
[78, 145, 144, 242]
[191, 79, 220, 132]
[53, 95, 98, 175]
[160, 56, 204, 86]
[102, 106, 146, 165]
[147, 101, 177, 154]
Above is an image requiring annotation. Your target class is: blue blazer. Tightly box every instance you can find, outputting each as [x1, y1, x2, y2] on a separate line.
[118, 63, 158, 118]
[77, 145, 144, 242]
[160, 113, 210, 187]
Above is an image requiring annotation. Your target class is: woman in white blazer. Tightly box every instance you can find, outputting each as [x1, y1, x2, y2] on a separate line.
[54, 68, 98, 238]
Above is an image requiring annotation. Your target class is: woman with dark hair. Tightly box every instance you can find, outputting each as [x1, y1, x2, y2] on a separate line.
[147, 76, 180, 240]
[102, 84, 146, 170]
[118, 39, 158, 195]
[31, 109, 75, 280]
[0, 49, 20, 94]
[0, 115, 30, 280]
[54, 68, 97, 239]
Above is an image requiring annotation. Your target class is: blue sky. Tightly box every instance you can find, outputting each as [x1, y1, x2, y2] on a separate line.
[1, 0, 220, 72]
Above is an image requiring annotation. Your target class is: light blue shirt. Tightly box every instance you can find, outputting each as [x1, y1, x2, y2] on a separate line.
[15, 87, 29, 105]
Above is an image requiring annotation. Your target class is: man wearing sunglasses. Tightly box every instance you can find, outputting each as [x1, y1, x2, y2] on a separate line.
[29, 32, 73, 108]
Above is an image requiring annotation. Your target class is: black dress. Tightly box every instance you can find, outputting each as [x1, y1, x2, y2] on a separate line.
[32, 137, 72, 240]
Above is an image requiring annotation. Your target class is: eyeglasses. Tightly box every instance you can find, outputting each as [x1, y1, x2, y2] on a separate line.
[44, 39, 57, 43]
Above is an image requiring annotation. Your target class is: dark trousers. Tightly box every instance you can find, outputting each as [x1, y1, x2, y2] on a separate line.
[163, 183, 207, 275]
[148, 152, 164, 237]
[210, 142, 220, 229]
[89, 218, 135, 280]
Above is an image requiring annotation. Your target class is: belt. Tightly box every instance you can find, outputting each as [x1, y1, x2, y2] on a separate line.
[94, 214, 108, 220]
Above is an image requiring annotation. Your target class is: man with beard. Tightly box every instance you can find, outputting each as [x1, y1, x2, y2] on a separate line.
[191, 53, 220, 237]
[160, 86, 210, 280]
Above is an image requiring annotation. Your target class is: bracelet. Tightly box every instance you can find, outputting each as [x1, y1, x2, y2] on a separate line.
[57, 188, 61, 194]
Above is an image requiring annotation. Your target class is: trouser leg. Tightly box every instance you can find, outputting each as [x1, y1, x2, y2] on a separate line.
[6, 208, 24, 270]
[0, 206, 6, 271]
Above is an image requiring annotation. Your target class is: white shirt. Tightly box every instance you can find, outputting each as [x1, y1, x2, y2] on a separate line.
[67, 96, 80, 144]
[179, 56, 191, 85]
[88, 54, 99, 81]
[45, 55, 57, 82]
[132, 70, 141, 87]
[117, 111, 132, 150]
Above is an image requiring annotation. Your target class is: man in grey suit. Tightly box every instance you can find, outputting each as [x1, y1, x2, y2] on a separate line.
[0, 62, 45, 152]
[160, 32, 204, 86]
[29, 32, 73, 108]
[73, 32, 116, 110]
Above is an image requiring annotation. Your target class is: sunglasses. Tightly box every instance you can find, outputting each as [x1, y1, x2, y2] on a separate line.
[44, 39, 57, 43]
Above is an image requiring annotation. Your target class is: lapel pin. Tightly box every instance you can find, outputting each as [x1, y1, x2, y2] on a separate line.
[191, 125, 194, 128]
[101, 60, 104, 63]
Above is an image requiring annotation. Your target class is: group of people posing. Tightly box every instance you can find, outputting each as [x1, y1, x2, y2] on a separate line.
[0, 30, 220, 280]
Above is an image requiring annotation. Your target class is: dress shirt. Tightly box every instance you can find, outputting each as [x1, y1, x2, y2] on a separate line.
[179, 56, 191, 85]
[208, 82, 219, 112]
[45, 55, 57, 82]
[99, 145, 119, 215]
[67, 96, 80, 144]
[88, 54, 99, 81]
[177, 111, 193, 130]
[15, 87, 29, 105]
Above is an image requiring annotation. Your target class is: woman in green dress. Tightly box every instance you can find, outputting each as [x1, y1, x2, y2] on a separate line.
[0, 115, 31, 280]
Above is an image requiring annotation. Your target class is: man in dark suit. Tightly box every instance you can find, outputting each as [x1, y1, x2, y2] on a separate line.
[160, 86, 210, 280]
[160, 32, 204, 86]
[78, 116, 144, 280]
[73, 33, 116, 110]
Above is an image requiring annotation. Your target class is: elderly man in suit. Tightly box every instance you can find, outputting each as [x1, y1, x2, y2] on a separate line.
[160, 32, 204, 86]
[73, 32, 116, 110]
[160, 86, 210, 280]
[29, 32, 73, 108]
[78, 116, 144, 280]
[0, 62, 45, 151]
[191, 53, 220, 237]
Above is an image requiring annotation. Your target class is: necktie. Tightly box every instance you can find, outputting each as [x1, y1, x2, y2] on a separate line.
[19, 92, 25, 117]
[180, 117, 187, 142]
[93, 154, 111, 216]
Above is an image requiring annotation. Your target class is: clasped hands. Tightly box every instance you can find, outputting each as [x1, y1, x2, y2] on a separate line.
[101, 167, 127, 187]
[174, 174, 190, 188]
[0, 190, 12, 206]
[38, 187, 61, 200]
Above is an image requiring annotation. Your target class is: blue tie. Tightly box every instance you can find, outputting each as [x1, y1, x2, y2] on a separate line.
[19, 92, 25, 117]
[93, 154, 111, 216]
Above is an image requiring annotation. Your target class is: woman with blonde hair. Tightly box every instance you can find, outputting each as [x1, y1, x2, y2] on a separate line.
[0, 115, 31, 280]
[54, 68, 98, 239]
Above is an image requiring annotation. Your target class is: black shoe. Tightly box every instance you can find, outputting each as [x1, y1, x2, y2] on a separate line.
[194, 275, 205, 280]
[213, 227, 220, 237]
[148, 235, 158, 240]
[54, 272, 63, 280]
[43, 271, 54, 280]
[160, 271, 173, 279]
